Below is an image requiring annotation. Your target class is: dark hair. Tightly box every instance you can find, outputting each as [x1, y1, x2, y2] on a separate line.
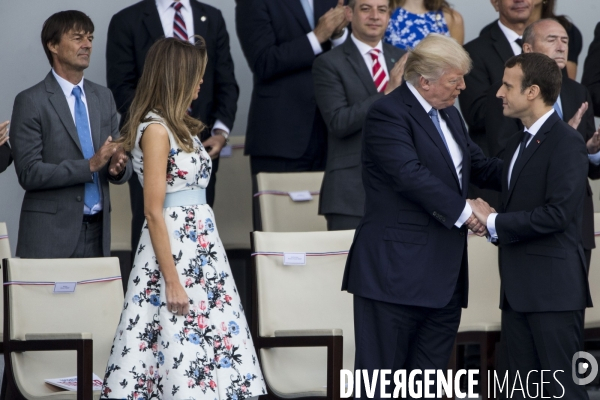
[540, 0, 572, 30]
[41, 10, 94, 66]
[390, 0, 452, 12]
[505, 53, 562, 106]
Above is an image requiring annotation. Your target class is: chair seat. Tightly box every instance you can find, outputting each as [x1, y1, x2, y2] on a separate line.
[585, 320, 600, 329]
[458, 322, 502, 333]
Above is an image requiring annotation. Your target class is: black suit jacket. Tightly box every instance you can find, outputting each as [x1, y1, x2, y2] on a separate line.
[496, 112, 591, 312]
[461, 20, 516, 154]
[341, 83, 502, 308]
[236, 0, 339, 159]
[106, 0, 239, 137]
[582, 22, 600, 117]
[485, 77, 598, 251]
[0, 142, 11, 173]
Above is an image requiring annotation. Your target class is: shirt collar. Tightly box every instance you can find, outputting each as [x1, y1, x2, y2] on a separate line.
[52, 69, 85, 98]
[497, 20, 522, 44]
[351, 33, 383, 57]
[407, 81, 435, 114]
[156, 0, 191, 13]
[524, 108, 555, 135]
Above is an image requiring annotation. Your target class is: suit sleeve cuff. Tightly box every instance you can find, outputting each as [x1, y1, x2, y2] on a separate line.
[330, 28, 348, 48]
[307, 31, 323, 56]
[211, 120, 230, 136]
[455, 202, 472, 228]
[487, 213, 498, 239]
[589, 152, 600, 166]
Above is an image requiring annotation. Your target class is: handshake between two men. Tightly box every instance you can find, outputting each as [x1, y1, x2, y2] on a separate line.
[464, 199, 495, 237]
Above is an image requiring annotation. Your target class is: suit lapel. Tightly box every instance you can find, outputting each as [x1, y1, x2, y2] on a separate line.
[383, 44, 398, 73]
[84, 81, 102, 151]
[559, 79, 574, 122]
[190, 0, 208, 42]
[344, 39, 378, 95]
[143, 0, 165, 41]
[45, 73, 83, 155]
[281, 0, 312, 33]
[401, 84, 461, 188]
[490, 21, 517, 61]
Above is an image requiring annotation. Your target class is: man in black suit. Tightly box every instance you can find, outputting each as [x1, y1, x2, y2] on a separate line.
[583, 21, 600, 117]
[107, 0, 239, 260]
[0, 120, 10, 173]
[484, 18, 600, 266]
[236, 0, 348, 229]
[461, 0, 533, 155]
[342, 34, 502, 396]
[313, 0, 406, 231]
[470, 52, 591, 399]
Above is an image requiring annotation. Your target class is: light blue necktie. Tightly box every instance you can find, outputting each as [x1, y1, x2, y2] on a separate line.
[299, 0, 315, 29]
[72, 86, 100, 210]
[428, 108, 450, 153]
[553, 99, 563, 120]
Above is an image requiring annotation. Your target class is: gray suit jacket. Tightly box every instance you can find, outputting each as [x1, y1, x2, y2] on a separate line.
[314, 38, 405, 217]
[10, 72, 132, 258]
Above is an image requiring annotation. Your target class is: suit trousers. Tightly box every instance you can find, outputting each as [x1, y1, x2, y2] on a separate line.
[70, 219, 103, 258]
[500, 302, 587, 399]
[352, 272, 464, 399]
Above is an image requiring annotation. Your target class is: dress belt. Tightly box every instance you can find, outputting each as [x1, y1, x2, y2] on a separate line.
[163, 189, 207, 208]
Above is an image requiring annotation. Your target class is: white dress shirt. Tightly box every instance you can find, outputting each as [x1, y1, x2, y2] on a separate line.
[497, 20, 523, 56]
[156, 0, 230, 136]
[52, 69, 103, 214]
[350, 34, 390, 79]
[304, 0, 348, 55]
[406, 82, 472, 228]
[487, 108, 556, 238]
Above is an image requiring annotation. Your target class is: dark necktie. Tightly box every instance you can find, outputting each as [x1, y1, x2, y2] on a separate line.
[510, 130, 532, 188]
[515, 38, 523, 49]
[172, 2, 188, 41]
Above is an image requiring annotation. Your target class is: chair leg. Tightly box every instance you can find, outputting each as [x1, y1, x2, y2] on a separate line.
[445, 340, 457, 399]
[480, 332, 501, 400]
[327, 336, 343, 400]
[76, 339, 94, 400]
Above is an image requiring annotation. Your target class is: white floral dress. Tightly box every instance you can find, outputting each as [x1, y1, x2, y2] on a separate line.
[101, 112, 265, 400]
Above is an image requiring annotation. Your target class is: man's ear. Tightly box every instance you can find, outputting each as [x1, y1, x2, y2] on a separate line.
[419, 76, 430, 91]
[522, 43, 533, 54]
[526, 84, 541, 101]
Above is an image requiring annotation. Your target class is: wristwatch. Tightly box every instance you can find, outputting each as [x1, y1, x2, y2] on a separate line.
[214, 128, 229, 144]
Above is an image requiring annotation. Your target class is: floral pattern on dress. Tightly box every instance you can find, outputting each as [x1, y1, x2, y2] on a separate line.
[384, 7, 449, 50]
[101, 112, 265, 399]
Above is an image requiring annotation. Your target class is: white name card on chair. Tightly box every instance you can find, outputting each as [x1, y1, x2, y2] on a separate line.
[288, 191, 313, 202]
[53, 282, 76, 293]
[283, 253, 306, 265]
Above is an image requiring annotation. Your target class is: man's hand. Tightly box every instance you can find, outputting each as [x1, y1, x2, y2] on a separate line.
[202, 131, 227, 160]
[384, 53, 408, 95]
[108, 146, 128, 176]
[90, 136, 118, 173]
[468, 198, 494, 226]
[587, 126, 600, 155]
[0, 120, 9, 146]
[313, 0, 347, 43]
[465, 213, 488, 237]
[568, 101, 588, 130]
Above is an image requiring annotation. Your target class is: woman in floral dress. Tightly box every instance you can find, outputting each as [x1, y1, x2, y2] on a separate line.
[101, 37, 265, 400]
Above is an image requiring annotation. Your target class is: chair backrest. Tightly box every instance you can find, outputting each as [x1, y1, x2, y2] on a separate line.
[586, 213, 600, 326]
[212, 136, 253, 249]
[0, 223, 10, 343]
[252, 230, 355, 397]
[256, 172, 327, 232]
[459, 235, 502, 332]
[4, 257, 124, 398]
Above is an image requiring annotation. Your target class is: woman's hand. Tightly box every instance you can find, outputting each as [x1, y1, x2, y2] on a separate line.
[166, 281, 190, 315]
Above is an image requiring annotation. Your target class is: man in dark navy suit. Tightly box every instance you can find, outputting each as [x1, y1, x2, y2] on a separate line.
[342, 34, 503, 397]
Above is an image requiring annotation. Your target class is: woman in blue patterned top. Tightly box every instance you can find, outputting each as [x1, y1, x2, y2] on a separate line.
[385, 0, 464, 51]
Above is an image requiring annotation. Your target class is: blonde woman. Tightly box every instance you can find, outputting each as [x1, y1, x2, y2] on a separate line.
[101, 37, 265, 400]
[385, 0, 464, 50]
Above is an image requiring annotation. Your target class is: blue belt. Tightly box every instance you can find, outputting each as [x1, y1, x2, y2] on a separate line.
[163, 190, 207, 208]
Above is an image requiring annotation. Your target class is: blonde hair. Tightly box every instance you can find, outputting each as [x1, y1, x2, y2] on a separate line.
[119, 37, 208, 153]
[404, 33, 471, 85]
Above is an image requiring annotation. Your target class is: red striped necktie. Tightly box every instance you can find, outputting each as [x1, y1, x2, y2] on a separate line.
[370, 49, 388, 93]
[172, 2, 188, 41]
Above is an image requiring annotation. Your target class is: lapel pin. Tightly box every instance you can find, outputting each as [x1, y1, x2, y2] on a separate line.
[536, 140, 540, 144]
[391, 58, 396, 63]
[201, 16, 207, 22]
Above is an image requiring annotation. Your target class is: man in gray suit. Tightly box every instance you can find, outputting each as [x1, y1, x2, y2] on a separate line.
[10, 10, 131, 259]
[313, 0, 406, 230]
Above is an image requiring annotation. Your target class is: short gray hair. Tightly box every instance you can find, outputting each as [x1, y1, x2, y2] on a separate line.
[404, 34, 472, 85]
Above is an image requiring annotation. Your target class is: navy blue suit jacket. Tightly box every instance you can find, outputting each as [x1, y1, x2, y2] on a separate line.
[342, 83, 503, 308]
[236, 0, 339, 159]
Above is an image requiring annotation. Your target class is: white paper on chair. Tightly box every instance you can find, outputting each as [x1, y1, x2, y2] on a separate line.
[288, 191, 313, 202]
[283, 252, 306, 265]
[45, 373, 103, 391]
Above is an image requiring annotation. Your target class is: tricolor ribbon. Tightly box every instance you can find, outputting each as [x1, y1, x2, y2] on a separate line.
[251, 251, 349, 257]
[0, 235, 8, 240]
[4, 276, 122, 287]
[253, 190, 320, 198]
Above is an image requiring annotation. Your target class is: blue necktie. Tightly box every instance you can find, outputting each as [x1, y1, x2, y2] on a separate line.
[553, 100, 563, 120]
[299, 0, 315, 29]
[72, 86, 100, 210]
[428, 108, 450, 153]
